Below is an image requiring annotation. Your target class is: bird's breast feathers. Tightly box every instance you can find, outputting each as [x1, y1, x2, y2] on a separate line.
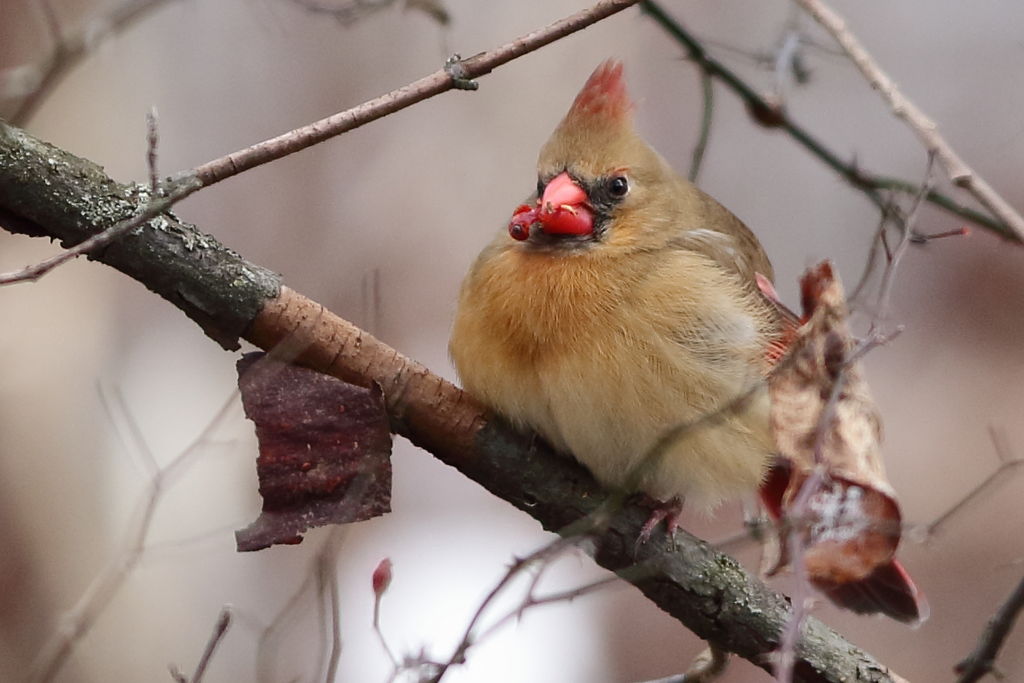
[450, 241, 774, 509]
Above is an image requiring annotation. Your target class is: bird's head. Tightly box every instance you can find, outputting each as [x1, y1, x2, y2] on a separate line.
[507, 60, 680, 251]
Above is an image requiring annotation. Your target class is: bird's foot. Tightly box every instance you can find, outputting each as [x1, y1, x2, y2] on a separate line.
[637, 495, 684, 544]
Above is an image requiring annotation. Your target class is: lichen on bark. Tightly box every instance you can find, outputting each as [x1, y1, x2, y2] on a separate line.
[0, 121, 280, 349]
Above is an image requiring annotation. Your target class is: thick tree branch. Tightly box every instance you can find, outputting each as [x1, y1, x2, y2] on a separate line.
[0, 123, 278, 349]
[0, 178, 198, 286]
[0, 122, 906, 683]
[1, 0, 643, 293]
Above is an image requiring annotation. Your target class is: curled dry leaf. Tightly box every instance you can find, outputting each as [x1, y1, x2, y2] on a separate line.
[761, 261, 926, 624]
[235, 352, 392, 551]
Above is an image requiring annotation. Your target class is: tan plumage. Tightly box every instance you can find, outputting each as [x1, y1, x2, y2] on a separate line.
[450, 61, 779, 512]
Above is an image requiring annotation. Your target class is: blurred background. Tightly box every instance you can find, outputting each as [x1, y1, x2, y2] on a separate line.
[2, 0, 1023, 681]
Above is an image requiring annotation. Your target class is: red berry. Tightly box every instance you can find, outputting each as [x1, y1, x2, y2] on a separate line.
[538, 204, 593, 235]
[508, 204, 537, 241]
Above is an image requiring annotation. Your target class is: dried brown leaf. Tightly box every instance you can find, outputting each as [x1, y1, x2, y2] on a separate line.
[235, 352, 392, 551]
[764, 261, 925, 623]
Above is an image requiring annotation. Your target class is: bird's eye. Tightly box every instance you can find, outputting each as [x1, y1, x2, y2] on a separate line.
[608, 175, 629, 198]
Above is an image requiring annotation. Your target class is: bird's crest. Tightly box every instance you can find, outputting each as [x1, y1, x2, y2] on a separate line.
[564, 60, 633, 126]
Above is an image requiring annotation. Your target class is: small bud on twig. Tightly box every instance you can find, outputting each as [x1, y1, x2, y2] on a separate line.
[372, 558, 393, 598]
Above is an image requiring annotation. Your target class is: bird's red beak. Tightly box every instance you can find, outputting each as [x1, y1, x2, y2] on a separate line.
[507, 172, 594, 241]
[537, 172, 594, 236]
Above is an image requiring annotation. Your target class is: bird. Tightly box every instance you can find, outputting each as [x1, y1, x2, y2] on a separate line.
[449, 60, 925, 624]
[449, 60, 779, 534]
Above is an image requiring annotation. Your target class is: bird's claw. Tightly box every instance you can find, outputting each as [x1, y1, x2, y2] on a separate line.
[637, 495, 684, 545]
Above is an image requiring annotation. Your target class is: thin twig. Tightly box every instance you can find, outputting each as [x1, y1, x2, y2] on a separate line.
[99, 384, 161, 480]
[3, 0, 641, 286]
[866, 154, 935, 338]
[192, 0, 641, 187]
[318, 528, 345, 683]
[849, 200, 897, 304]
[427, 504, 628, 683]
[28, 393, 240, 683]
[147, 107, 160, 194]
[688, 69, 714, 182]
[639, 1, 1019, 242]
[697, 27, 847, 70]
[10, 0, 178, 125]
[474, 575, 621, 644]
[775, 467, 826, 683]
[990, 424, 1018, 465]
[0, 176, 200, 285]
[794, 0, 1024, 241]
[186, 608, 232, 683]
[918, 428, 1024, 540]
[37, 0, 64, 48]
[955, 573, 1024, 683]
[283, 0, 450, 26]
[283, 0, 397, 26]
[256, 562, 320, 683]
[251, 526, 351, 683]
[428, 535, 588, 683]
[772, 29, 804, 97]
[371, 562, 398, 668]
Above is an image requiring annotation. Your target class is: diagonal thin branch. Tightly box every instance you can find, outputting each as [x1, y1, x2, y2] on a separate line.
[0, 108, 184, 286]
[867, 154, 936, 338]
[919, 428, 1024, 541]
[282, 0, 450, 27]
[317, 528, 346, 683]
[191, 0, 642, 187]
[1, 0, 642, 288]
[793, 0, 1024, 241]
[428, 535, 596, 683]
[687, 68, 714, 182]
[170, 607, 232, 683]
[0, 177, 199, 285]
[639, 1, 1020, 242]
[28, 394, 240, 683]
[9, 0, 179, 126]
[956, 573, 1024, 683]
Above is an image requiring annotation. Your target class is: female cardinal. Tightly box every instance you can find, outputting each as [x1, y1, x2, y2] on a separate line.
[449, 61, 779, 528]
[449, 60, 924, 624]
